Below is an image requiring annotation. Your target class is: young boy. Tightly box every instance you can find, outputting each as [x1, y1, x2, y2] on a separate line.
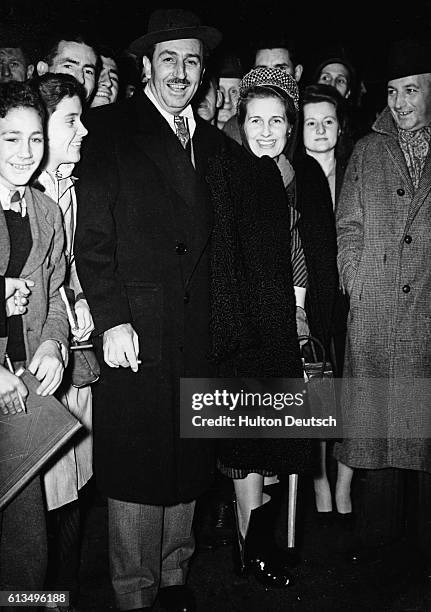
[0, 81, 68, 606]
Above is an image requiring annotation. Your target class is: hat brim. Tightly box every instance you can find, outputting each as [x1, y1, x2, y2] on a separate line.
[128, 25, 222, 56]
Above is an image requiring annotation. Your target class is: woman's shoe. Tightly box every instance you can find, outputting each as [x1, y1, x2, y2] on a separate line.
[232, 495, 293, 588]
[333, 511, 357, 554]
[315, 510, 335, 528]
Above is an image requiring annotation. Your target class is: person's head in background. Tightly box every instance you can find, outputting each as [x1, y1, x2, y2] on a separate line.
[0, 81, 45, 190]
[117, 52, 142, 100]
[253, 36, 303, 82]
[216, 52, 243, 129]
[301, 83, 344, 159]
[194, 70, 223, 124]
[313, 49, 355, 100]
[91, 45, 119, 107]
[35, 73, 87, 173]
[37, 31, 100, 103]
[0, 23, 35, 83]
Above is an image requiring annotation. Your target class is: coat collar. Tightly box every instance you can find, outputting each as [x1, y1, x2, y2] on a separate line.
[373, 107, 431, 219]
[373, 107, 415, 194]
[0, 186, 54, 276]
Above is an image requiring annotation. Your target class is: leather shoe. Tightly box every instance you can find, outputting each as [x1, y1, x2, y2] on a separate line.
[158, 585, 196, 612]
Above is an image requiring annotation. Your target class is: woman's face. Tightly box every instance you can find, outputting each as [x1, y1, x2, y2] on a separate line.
[47, 95, 88, 170]
[243, 96, 290, 159]
[303, 101, 339, 155]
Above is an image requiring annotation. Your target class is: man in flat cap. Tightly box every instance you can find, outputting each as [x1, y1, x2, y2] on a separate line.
[334, 38, 431, 564]
[75, 6, 306, 608]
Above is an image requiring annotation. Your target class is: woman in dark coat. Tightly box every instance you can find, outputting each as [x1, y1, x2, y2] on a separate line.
[214, 67, 338, 587]
[300, 83, 353, 521]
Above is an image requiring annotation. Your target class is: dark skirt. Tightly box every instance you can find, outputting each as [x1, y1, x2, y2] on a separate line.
[217, 438, 317, 477]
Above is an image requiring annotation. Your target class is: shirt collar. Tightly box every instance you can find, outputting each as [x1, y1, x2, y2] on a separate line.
[144, 84, 196, 138]
[0, 183, 27, 217]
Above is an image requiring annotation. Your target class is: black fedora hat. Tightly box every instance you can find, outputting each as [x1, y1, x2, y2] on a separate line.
[386, 38, 431, 82]
[128, 9, 222, 57]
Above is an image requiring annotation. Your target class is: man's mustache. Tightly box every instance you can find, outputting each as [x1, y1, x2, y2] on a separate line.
[167, 78, 191, 85]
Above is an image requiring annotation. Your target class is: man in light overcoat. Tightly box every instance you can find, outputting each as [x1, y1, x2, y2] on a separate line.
[335, 38, 431, 562]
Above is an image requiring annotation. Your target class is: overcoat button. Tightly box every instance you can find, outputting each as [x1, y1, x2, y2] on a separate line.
[397, 188, 405, 196]
[404, 234, 412, 244]
[175, 242, 187, 254]
[184, 292, 190, 304]
[402, 284, 410, 293]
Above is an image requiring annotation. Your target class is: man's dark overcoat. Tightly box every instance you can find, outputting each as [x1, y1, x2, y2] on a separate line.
[75, 93, 228, 505]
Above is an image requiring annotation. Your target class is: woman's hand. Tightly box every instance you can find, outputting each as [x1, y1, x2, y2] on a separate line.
[28, 340, 64, 396]
[296, 306, 310, 347]
[72, 298, 95, 342]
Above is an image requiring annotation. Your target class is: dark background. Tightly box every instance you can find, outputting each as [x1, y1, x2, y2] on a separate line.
[2, 0, 431, 108]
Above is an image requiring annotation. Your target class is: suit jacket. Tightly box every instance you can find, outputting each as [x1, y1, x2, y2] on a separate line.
[0, 186, 68, 364]
[75, 93, 229, 505]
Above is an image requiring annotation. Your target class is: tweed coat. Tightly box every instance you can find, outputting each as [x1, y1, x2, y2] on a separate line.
[0, 186, 68, 363]
[334, 107, 431, 472]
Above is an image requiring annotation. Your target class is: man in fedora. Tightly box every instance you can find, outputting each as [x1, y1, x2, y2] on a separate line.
[74, 9, 223, 612]
[335, 38, 431, 565]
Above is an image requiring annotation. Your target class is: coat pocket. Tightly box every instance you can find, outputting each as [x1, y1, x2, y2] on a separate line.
[125, 282, 163, 366]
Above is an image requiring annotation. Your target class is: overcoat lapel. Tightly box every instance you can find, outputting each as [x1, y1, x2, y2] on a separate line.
[132, 94, 201, 212]
[129, 94, 214, 288]
[407, 150, 431, 222]
[384, 139, 414, 197]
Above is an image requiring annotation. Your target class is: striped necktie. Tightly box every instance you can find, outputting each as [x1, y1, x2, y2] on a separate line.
[174, 115, 190, 149]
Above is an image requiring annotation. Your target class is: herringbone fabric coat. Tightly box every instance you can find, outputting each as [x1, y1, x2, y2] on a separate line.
[334, 107, 431, 472]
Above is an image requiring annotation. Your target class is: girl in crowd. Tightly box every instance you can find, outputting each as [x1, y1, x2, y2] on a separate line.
[35, 73, 93, 609]
[301, 83, 353, 522]
[215, 67, 338, 587]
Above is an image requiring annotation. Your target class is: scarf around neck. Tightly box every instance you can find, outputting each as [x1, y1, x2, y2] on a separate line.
[397, 125, 431, 189]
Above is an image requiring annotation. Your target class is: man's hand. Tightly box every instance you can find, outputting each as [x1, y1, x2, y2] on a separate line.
[0, 364, 28, 415]
[73, 298, 95, 342]
[28, 339, 64, 396]
[5, 277, 34, 317]
[103, 323, 139, 372]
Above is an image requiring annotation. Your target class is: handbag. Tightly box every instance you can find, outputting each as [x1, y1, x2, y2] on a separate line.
[59, 286, 100, 388]
[298, 335, 336, 421]
[70, 340, 100, 388]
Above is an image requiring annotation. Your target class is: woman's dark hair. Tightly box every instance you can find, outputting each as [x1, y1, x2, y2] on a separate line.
[237, 85, 297, 128]
[0, 81, 45, 121]
[33, 73, 86, 116]
[300, 83, 345, 126]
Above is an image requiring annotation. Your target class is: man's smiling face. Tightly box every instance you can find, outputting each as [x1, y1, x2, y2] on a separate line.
[387, 73, 431, 132]
[143, 38, 204, 115]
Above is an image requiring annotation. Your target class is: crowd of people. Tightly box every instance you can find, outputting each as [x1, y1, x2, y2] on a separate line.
[0, 7, 431, 612]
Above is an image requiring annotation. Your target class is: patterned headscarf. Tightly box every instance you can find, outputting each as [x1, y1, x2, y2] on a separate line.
[238, 67, 299, 111]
